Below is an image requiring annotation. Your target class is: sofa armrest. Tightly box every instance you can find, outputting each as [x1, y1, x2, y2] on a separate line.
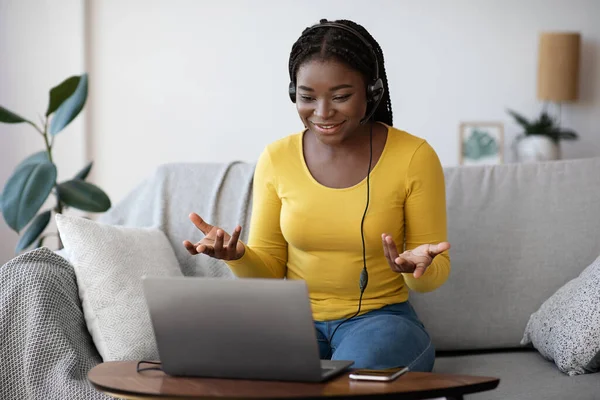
[0, 248, 110, 400]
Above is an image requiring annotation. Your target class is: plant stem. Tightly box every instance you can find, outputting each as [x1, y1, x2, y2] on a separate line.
[27, 120, 45, 138]
[42, 118, 53, 164]
[42, 117, 64, 249]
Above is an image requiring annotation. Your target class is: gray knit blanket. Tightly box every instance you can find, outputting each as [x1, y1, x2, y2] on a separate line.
[0, 161, 255, 399]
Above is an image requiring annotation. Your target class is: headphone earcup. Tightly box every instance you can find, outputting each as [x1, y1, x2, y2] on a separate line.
[288, 82, 297, 103]
[366, 78, 384, 104]
[361, 78, 385, 125]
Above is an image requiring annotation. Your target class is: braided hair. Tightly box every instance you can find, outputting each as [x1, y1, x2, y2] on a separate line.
[288, 18, 393, 126]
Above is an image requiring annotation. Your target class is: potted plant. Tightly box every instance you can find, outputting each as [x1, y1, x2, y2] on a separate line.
[0, 74, 111, 253]
[507, 109, 578, 162]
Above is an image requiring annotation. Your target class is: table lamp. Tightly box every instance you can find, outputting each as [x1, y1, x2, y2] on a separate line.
[514, 31, 581, 163]
[537, 31, 581, 103]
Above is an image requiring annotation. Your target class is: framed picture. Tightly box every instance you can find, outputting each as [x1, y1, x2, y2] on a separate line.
[459, 122, 504, 165]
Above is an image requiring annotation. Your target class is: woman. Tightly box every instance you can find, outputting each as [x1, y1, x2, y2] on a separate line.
[183, 18, 451, 372]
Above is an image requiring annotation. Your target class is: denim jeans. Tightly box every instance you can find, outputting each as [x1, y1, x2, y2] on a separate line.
[314, 301, 435, 372]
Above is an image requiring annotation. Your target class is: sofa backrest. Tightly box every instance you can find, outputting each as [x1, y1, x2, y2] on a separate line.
[409, 157, 600, 351]
[98, 162, 256, 279]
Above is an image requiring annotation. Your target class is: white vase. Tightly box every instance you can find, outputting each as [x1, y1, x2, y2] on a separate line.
[515, 135, 560, 163]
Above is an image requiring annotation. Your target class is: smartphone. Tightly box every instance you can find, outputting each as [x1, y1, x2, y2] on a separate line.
[348, 366, 409, 382]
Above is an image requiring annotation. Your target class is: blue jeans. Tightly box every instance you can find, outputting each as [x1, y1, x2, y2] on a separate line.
[314, 301, 435, 372]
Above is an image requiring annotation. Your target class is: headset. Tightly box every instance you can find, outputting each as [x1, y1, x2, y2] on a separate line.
[289, 21, 383, 355]
[288, 21, 385, 125]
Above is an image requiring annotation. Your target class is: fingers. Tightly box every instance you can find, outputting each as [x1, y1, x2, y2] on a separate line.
[213, 229, 225, 258]
[411, 242, 450, 278]
[189, 213, 213, 235]
[428, 241, 451, 256]
[228, 225, 242, 258]
[184, 223, 243, 261]
[395, 251, 418, 274]
[385, 235, 400, 261]
[382, 236, 451, 278]
[185, 240, 214, 257]
[196, 243, 214, 257]
[381, 234, 392, 265]
[413, 265, 427, 279]
[382, 233, 398, 260]
[383, 233, 411, 273]
[183, 240, 198, 255]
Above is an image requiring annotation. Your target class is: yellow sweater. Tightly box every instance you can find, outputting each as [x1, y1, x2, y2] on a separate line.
[226, 124, 450, 321]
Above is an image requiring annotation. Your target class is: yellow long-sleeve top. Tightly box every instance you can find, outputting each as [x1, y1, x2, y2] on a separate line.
[226, 124, 450, 321]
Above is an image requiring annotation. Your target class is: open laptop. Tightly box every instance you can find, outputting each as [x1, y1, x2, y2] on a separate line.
[141, 276, 354, 382]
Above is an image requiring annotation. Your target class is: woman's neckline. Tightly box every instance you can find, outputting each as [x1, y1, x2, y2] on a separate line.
[298, 122, 391, 191]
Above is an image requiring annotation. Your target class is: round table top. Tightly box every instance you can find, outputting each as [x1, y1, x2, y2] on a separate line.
[88, 361, 499, 400]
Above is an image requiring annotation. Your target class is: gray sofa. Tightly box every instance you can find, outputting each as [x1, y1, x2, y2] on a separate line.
[414, 156, 600, 399]
[1, 157, 600, 399]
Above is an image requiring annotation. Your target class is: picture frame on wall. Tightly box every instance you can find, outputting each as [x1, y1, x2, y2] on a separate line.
[459, 122, 504, 165]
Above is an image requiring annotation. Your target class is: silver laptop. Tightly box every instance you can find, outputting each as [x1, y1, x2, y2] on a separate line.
[141, 276, 354, 382]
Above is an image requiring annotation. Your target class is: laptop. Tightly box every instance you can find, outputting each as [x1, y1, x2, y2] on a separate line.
[141, 276, 354, 382]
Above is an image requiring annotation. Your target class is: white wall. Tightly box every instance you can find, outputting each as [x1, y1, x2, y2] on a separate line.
[0, 0, 86, 264]
[2, 0, 600, 265]
[87, 0, 600, 205]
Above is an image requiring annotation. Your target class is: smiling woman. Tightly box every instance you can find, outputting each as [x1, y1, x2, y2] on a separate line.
[183, 18, 451, 372]
[296, 62, 367, 142]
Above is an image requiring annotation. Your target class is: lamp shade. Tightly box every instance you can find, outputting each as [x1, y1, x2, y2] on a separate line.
[537, 32, 581, 102]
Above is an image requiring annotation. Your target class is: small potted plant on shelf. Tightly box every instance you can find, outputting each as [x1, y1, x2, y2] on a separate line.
[507, 108, 578, 163]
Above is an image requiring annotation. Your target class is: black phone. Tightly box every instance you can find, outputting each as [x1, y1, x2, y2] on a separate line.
[348, 366, 409, 382]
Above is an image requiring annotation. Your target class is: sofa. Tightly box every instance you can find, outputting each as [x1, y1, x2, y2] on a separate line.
[1, 157, 600, 400]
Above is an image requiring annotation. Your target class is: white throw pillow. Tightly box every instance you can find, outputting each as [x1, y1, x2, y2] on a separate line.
[56, 214, 183, 362]
[521, 254, 600, 376]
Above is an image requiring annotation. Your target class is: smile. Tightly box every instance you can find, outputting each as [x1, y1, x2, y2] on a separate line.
[311, 121, 345, 134]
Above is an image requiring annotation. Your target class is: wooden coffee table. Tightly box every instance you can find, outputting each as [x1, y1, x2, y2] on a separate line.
[88, 361, 499, 400]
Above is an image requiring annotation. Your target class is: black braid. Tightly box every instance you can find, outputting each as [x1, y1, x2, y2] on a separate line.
[288, 18, 393, 126]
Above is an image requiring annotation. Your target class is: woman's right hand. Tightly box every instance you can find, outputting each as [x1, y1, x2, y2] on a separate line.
[183, 212, 245, 261]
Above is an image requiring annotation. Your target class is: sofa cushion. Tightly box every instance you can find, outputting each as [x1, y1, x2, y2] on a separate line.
[520, 254, 600, 375]
[409, 157, 600, 351]
[56, 214, 183, 361]
[434, 351, 600, 400]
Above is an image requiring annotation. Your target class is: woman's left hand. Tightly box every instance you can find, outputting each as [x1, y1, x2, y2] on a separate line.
[382, 234, 451, 278]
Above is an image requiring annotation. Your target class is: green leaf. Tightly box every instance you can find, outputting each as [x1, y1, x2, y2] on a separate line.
[538, 112, 555, 130]
[35, 234, 47, 249]
[57, 180, 111, 212]
[16, 151, 50, 169]
[0, 105, 31, 124]
[1, 161, 57, 232]
[15, 210, 51, 253]
[49, 73, 88, 136]
[46, 76, 81, 117]
[74, 161, 93, 180]
[506, 109, 531, 130]
[557, 130, 578, 140]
